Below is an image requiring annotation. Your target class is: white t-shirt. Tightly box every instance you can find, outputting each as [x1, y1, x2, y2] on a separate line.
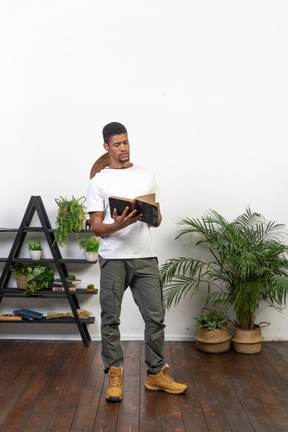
[86, 165, 161, 259]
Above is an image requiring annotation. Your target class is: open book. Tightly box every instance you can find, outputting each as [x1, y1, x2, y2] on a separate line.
[109, 193, 159, 226]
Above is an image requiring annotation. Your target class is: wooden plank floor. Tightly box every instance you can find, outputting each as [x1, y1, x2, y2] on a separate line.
[0, 340, 288, 431]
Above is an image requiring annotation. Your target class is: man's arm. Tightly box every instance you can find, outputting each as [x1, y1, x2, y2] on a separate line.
[89, 207, 143, 238]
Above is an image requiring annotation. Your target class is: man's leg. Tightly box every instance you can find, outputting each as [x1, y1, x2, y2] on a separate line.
[130, 258, 187, 394]
[129, 258, 165, 373]
[99, 257, 126, 402]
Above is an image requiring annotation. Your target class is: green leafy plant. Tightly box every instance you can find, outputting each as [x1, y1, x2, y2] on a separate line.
[10, 263, 27, 276]
[78, 237, 100, 253]
[54, 196, 86, 246]
[195, 309, 228, 330]
[160, 207, 288, 329]
[10, 263, 54, 296]
[27, 240, 42, 251]
[25, 265, 55, 296]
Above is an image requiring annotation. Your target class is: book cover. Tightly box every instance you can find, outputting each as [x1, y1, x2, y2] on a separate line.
[0, 314, 22, 321]
[52, 286, 77, 292]
[55, 278, 81, 286]
[109, 193, 159, 226]
[13, 309, 43, 320]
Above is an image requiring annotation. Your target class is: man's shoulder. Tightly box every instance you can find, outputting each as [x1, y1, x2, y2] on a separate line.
[132, 165, 155, 176]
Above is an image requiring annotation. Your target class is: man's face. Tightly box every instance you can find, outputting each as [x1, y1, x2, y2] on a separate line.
[104, 133, 130, 166]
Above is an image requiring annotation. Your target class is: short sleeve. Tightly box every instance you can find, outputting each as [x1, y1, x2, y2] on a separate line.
[86, 177, 105, 213]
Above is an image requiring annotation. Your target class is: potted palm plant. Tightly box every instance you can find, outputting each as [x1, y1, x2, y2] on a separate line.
[54, 196, 86, 246]
[78, 237, 100, 261]
[160, 208, 288, 354]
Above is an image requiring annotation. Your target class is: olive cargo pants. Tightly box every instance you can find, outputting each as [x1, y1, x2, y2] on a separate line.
[99, 256, 166, 374]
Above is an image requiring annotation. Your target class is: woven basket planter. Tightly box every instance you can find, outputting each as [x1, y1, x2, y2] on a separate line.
[195, 327, 232, 353]
[232, 325, 265, 354]
[15, 275, 27, 290]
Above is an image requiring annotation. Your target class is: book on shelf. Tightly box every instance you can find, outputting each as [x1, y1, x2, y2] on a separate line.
[55, 278, 82, 286]
[52, 286, 77, 292]
[108, 193, 159, 226]
[13, 309, 43, 320]
[0, 314, 22, 321]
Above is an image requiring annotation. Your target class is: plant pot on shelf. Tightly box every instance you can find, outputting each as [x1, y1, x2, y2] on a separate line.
[195, 326, 232, 353]
[29, 250, 42, 260]
[85, 252, 98, 262]
[15, 275, 27, 290]
[232, 323, 269, 354]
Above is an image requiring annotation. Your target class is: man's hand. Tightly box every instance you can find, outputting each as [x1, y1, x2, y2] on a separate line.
[89, 207, 142, 238]
[112, 206, 142, 229]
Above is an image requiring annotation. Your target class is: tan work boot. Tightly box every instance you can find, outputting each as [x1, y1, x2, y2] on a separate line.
[105, 366, 124, 402]
[145, 365, 187, 394]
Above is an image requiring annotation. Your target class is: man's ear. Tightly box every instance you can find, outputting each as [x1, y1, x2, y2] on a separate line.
[103, 142, 109, 152]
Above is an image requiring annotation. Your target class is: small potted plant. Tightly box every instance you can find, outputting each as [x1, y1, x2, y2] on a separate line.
[9, 263, 54, 295]
[27, 240, 42, 260]
[78, 237, 100, 261]
[54, 196, 87, 246]
[10, 263, 28, 290]
[194, 308, 232, 353]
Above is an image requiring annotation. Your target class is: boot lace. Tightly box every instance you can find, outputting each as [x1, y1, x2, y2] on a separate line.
[108, 374, 122, 388]
[160, 371, 175, 383]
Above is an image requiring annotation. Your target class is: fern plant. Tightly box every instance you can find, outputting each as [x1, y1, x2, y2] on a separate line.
[160, 208, 288, 329]
[78, 237, 100, 253]
[54, 196, 86, 246]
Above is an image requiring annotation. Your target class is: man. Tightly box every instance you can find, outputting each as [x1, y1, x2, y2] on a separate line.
[87, 122, 187, 402]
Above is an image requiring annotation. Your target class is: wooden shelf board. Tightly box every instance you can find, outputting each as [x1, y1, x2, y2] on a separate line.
[0, 288, 98, 298]
[0, 317, 95, 324]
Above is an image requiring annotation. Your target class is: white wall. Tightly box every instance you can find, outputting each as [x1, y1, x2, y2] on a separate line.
[0, 0, 288, 341]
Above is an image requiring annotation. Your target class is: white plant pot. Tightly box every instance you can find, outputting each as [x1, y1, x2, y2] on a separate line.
[29, 250, 42, 260]
[85, 252, 98, 262]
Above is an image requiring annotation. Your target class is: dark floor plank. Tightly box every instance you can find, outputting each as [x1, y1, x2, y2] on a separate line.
[139, 341, 162, 432]
[252, 346, 288, 411]
[224, 350, 279, 431]
[158, 341, 186, 432]
[116, 341, 141, 432]
[23, 341, 84, 432]
[46, 341, 98, 432]
[0, 340, 37, 398]
[0, 340, 51, 431]
[204, 350, 254, 432]
[0, 341, 60, 432]
[170, 341, 209, 432]
[70, 342, 105, 432]
[183, 342, 232, 431]
[262, 342, 288, 384]
[238, 351, 288, 428]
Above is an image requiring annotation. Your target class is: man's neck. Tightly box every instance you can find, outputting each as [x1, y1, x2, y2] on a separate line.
[108, 162, 133, 170]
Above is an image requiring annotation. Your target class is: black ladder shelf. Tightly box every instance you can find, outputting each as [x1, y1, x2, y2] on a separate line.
[0, 196, 97, 347]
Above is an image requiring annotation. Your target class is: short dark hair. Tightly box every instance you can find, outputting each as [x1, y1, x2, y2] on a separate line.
[102, 122, 127, 144]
